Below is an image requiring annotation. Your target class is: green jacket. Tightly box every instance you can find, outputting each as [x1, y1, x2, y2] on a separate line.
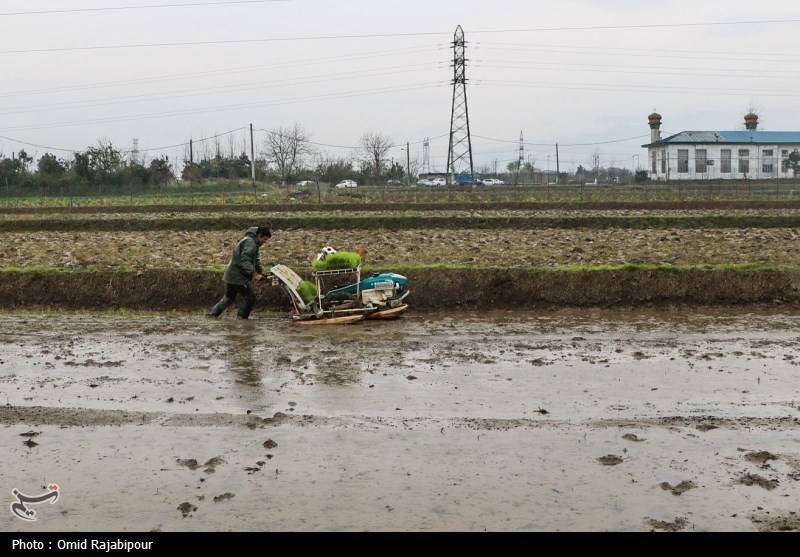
[222, 227, 264, 285]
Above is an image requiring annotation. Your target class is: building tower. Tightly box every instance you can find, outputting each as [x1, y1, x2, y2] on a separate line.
[648, 111, 662, 143]
[744, 112, 759, 130]
[446, 25, 474, 183]
[422, 137, 430, 175]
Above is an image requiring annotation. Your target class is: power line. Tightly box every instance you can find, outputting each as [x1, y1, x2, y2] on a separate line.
[476, 43, 798, 64]
[0, 135, 77, 154]
[477, 60, 800, 78]
[0, 83, 441, 133]
[253, 129, 448, 151]
[476, 42, 797, 60]
[0, 62, 445, 115]
[469, 19, 800, 34]
[0, 1, 288, 17]
[3, 18, 799, 55]
[140, 126, 250, 152]
[472, 133, 649, 147]
[0, 45, 438, 98]
[0, 126, 251, 154]
[0, 33, 449, 56]
[477, 79, 800, 98]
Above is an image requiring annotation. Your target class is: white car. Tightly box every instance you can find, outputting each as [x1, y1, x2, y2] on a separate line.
[335, 180, 358, 189]
[295, 180, 315, 187]
[482, 178, 504, 186]
[429, 178, 446, 186]
[417, 179, 433, 186]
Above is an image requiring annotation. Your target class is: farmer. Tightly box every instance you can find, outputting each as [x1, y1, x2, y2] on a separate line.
[206, 225, 271, 319]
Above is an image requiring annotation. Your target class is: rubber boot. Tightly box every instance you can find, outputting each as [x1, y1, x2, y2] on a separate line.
[207, 296, 233, 318]
[237, 292, 256, 320]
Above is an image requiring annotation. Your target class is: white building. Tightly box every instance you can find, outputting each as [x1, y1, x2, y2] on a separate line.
[642, 113, 800, 180]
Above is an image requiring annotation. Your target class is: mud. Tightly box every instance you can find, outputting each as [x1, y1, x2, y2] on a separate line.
[3, 307, 800, 532]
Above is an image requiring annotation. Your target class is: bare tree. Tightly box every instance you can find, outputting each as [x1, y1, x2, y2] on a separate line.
[407, 154, 421, 181]
[591, 147, 600, 182]
[356, 131, 393, 185]
[262, 123, 314, 184]
[212, 136, 221, 159]
[226, 133, 237, 159]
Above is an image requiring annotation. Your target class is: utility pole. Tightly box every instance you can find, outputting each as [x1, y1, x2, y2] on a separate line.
[516, 130, 524, 185]
[555, 143, 560, 183]
[406, 141, 410, 187]
[250, 123, 256, 187]
[189, 139, 193, 165]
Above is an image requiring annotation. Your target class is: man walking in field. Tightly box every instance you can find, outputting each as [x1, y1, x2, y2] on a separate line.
[207, 225, 271, 319]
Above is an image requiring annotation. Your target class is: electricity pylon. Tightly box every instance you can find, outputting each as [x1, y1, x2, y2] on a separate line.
[446, 25, 474, 183]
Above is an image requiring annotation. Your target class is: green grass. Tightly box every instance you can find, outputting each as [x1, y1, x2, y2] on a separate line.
[0, 262, 787, 277]
[311, 251, 362, 271]
[545, 262, 780, 273]
[0, 265, 89, 273]
[296, 280, 318, 303]
[378, 262, 786, 272]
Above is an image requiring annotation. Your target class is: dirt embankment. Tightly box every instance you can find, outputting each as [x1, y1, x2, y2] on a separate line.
[1, 268, 798, 312]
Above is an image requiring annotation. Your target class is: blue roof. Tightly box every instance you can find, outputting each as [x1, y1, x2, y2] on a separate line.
[643, 130, 800, 147]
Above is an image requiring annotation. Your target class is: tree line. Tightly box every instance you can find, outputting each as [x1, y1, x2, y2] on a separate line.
[0, 124, 416, 195]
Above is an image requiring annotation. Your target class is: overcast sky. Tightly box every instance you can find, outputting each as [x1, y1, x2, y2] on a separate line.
[1, 0, 799, 174]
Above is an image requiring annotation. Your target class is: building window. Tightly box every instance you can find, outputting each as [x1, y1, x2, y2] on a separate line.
[782, 150, 789, 157]
[660, 150, 666, 173]
[695, 149, 707, 173]
[762, 149, 774, 175]
[721, 149, 731, 173]
[678, 149, 689, 173]
[738, 149, 749, 174]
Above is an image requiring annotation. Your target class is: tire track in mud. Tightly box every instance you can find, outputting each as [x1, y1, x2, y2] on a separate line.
[3, 405, 800, 430]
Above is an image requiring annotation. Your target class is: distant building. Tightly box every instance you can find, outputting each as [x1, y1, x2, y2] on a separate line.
[642, 112, 800, 180]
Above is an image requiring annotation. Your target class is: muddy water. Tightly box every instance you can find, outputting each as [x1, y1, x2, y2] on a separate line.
[2, 308, 800, 532]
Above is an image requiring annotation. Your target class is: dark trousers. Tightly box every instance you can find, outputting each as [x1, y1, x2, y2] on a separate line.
[225, 282, 256, 319]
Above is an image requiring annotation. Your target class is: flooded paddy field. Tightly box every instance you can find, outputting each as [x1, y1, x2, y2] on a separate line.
[2, 307, 800, 532]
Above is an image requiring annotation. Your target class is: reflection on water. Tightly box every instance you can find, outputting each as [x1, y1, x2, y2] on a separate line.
[221, 322, 263, 387]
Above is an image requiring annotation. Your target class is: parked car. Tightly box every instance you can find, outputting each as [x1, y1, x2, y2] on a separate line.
[387, 179, 402, 185]
[335, 180, 358, 189]
[482, 178, 504, 186]
[417, 178, 433, 186]
[454, 174, 482, 185]
[295, 180, 316, 187]
[429, 178, 447, 187]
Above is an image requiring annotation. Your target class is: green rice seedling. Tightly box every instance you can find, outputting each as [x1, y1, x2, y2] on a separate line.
[311, 251, 361, 271]
[297, 280, 318, 303]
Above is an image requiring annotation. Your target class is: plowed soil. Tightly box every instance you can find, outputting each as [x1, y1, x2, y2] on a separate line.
[3, 224, 800, 311]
